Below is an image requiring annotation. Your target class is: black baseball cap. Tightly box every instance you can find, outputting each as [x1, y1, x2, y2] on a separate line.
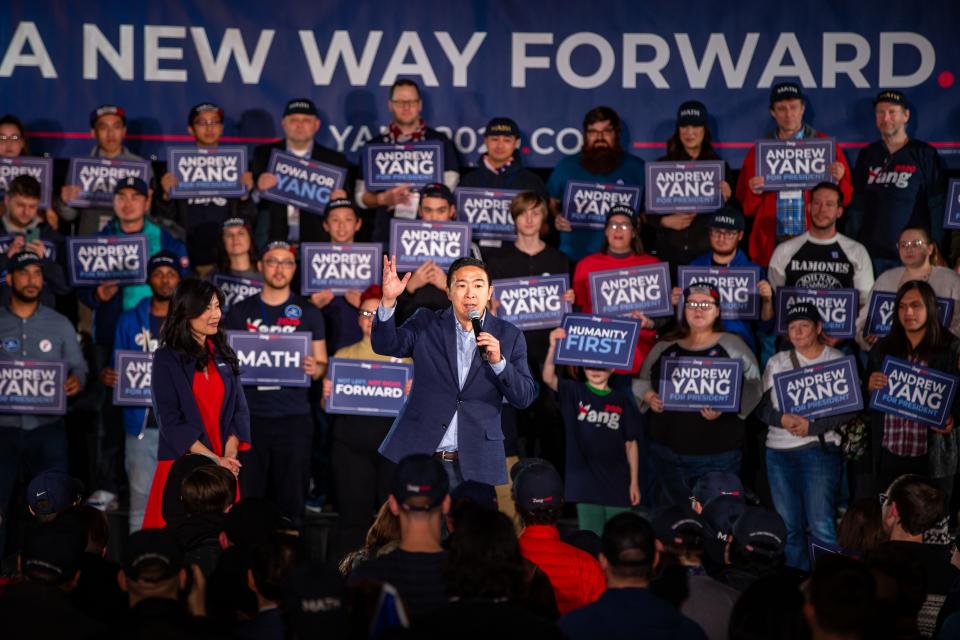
[514, 460, 563, 512]
[9, 250, 43, 272]
[222, 217, 247, 230]
[391, 454, 449, 510]
[692, 471, 744, 506]
[510, 457, 551, 482]
[325, 198, 356, 216]
[90, 104, 126, 128]
[27, 471, 84, 516]
[653, 505, 706, 547]
[22, 519, 85, 582]
[606, 204, 636, 225]
[484, 117, 520, 138]
[677, 101, 708, 127]
[702, 494, 747, 566]
[874, 90, 908, 108]
[114, 176, 148, 197]
[786, 301, 821, 325]
[147, 250, 179, 277]
[683, 283, 720, 302]
[770, 82, 804, 106]
[419, 182, 455, 204]
[708, 207, 744, 231]
[123, 529, 184, 582]
[450, 480, 498, 512]
[188, 102, 224, 125]
[284, 98, 318, 117]
[732, 507, 787, 558]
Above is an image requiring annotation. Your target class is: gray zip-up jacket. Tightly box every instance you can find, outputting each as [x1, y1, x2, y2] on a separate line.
[0, 304, 88, 430]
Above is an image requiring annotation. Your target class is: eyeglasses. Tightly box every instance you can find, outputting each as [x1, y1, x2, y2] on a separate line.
[685, 301, 717, 309]
[262, 258, 296, 269]
[607, 223, 632, 231]
[0, 135, 22, 142]
[390, 99, 420, 108]
[193, 119, 223, 128]
[878, 492, 889, 505]
[709, 229, 740, 238]
[897, 239, 926, 250]
[358, 310, 376, 318]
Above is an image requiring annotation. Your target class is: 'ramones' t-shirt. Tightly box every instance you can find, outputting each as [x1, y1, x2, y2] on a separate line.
[558, 378, 641, 507]
[780, 238, 856, 290]
[225, 293, 325, 417]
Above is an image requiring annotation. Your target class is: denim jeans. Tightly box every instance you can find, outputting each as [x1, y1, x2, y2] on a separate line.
[649, 442, 742, 508]
[125, 429, 159, 532]
[766, 444, 843, 571]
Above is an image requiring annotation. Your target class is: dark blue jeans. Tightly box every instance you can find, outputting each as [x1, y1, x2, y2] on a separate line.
[766, 444, 843, 571]
[649, 442, 741, 508]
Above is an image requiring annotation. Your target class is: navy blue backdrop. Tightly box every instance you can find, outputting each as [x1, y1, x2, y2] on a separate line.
[3, 1, 959, 167]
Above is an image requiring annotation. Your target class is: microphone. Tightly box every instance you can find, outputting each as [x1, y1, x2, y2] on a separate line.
[468, 309, 489, 361]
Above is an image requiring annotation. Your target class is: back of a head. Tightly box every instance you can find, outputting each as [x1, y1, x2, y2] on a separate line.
[512, 460, 564, 526]
[181, 465, 237, 515]
[728, 575, 806, 640]
[56, 505, 110, 555]
[837, 498, 884, 555]
[224, 497, 286, 550]
[390, 453, 449, 517]
[162, 454, 217, 524]
[600, 512, 656, 581]
[249, 532, 301, 604]
[730, 507, 787, 578]
[887, 474, 945, 536]
[27, 470, 84, 522]
[445, 508, 524, 600]
[21, 518, 86, 586]
[122, 530, 185, 595]
[808, 555, 878, 638]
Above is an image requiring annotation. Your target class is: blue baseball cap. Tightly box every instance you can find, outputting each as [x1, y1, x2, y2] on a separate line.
[27, 470, 84, 516]
[692, 471, 745, 506]
[114, 176, 148, 196]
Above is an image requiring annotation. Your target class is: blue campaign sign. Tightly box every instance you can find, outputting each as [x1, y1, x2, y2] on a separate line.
[776, 288, 857, 338]
[211, 273, 262, 311]
[562, 181, 642, 230]
[756, 138, 836, 191]
[389, 219, 471, 271]
[554, 313, 641, 369]
[869, 356, 960, 428]
[167, 147, 248, 198]
[455, 187, 520, 241]
[945, 179, 960, 230]
[66, 234, 148, 286]
[492, 275, 570, 330]
[0, 359, 66, 415]
[863, 291, 954, 337]
[0, 157, 53, 209]
[645, 161, 724, 213]
[300, 242, 381, 294]
[227, 331, 311, 387]
[113, 350, 153, 407]
[66, 157, 151, 208]
[659, 356, 743, 413]
[678, 266, 761, 320]
[261, 149, 348, 214]
[363, 142, 444, 189]
[326, 358, 413, 416]
[0, 235, 56, 261]
[589, 262, 673, 318]
[773, 355, 863, 419]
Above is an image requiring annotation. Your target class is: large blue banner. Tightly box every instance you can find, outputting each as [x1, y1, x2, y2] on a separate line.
[4, 2, 959, 170]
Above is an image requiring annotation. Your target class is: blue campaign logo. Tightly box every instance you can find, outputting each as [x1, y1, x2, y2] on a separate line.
[0, 157, 54, 209]
[678, 266, 761, 320]
[589, 262, 673, 318]
[756, 138, 836, 191]
[554, 313, 642, 370]
[167, 147, 248, 198]
[562, 181, 641, 230]
[284, 304, 302, 319]
[3, 337, 20, 353]
[644, 161, 724, 213]
[775, 288, 857, 338]
[772, 355, 863, 419]
[261, 149, 348, 214]
[659, 356, 744, 413]
[869, 356, 960, 428]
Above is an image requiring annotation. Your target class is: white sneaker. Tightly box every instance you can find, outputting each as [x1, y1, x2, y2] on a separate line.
[86, 490, 119, 512]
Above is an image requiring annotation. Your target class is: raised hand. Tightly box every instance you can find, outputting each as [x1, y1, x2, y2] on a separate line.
[382, 254, 411, 307]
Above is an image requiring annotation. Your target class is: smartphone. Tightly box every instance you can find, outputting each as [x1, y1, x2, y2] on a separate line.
[24, 228, 40, 244]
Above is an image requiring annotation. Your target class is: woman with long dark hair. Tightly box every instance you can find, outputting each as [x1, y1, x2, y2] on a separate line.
[634, 284, 761, 506]
[142, 278, 251, 528]
[213, 218, 261, 279]
[866, 280, 960, 500]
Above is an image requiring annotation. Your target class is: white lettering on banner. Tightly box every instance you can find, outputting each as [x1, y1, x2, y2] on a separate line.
[599, 275, 662, 307]
[785, 370, 850, 405]
[0, 165, 42, 180]
[237, 349, 302, 368]
[787, 294, 849, 324]
[654, 170, 717, 198]
[886, 368, 946, 410]
[0, 22, 58, 78]
[76, 244, 141, 272]
[177, 154, 239, 183]
[78, 164, 142, 192]
[124, 361, 152, 389]
[670, 366, 733, 396]
[83, 24, 134, 80]
[374, 151, 435, 176]
[310, 252, 372, 280]
[764, 146, 828, 175]
[399, 229, 462, 258]
[688, 276, 751, 303]
[572, 188, 634, 215]
[462, 197, 511, 225]
[499, 285, 562, 316]
[334, 383, 403, 398]
[0, 367, 58, 397]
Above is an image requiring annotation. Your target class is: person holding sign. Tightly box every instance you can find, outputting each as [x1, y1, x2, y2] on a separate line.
[153, 103, 256, 272]
[0, 117, 57, 231]
[865, 280, 960, 501]
[144, 278, 250, 529]
[459, 117, 547, 196]
[210, 217, 262, 281]
[644, 101, 733, 276]
[634, 284, 761, 507]
[755, 303, 858, 570]
[735, 83, 853, 268]
[251, 98, 355, 245]
[856, 226, 960, 351]
[0, 251, 88, 551]
[372, 255, 537, 488]
[572, 204, 661, 374]
[546, 106, 645, 263]
[541, 327, 641, 534]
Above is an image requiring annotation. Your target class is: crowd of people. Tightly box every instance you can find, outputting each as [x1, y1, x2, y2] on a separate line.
[0, 76, 959, 638]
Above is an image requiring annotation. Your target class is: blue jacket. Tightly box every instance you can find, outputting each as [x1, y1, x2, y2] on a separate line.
[78, 218, 188, 347]
[372, 306, 537, 485]
[112, 297, 160, 436]
[150, 345, 250, 461]
[689, 249, 771, 354]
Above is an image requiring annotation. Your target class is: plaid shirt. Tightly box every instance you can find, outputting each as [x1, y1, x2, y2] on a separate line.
[774, 129, 807, 237]
[881, 356, 929, 457]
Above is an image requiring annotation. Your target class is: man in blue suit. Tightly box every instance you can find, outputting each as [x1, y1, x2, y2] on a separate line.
[372, 255, 537, 487]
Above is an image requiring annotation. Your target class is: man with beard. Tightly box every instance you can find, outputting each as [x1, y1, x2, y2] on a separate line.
[0, 251, 88, 552]
[225, 241, 328, 524]
[153, 103, 257, 273]
[546, 106, 645, 263]
[768, 182, 873, 342]
[355, 79, 461, 243]
[99, 251, 180, 531]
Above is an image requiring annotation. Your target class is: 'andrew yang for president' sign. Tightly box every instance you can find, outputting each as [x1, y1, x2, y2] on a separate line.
[167, 147, 247, 198]
[389, 219, 471, 271]
[659, 356, 743, 413]
[0, 157, 53, 209]
[869, 356, 959, 428]
[113, 351, 153, 407]
[773, 355, 863, 419]
[645, 161, 724, 213]
[492, 275, 570, 330]
[211, 273, 262, 311]
[300, 243, 380, 294]
[589, 263, 673, 318]
[756, 139, 835, 191]
[326, 358, 413, 417]
[364, 142, 444, 189]
[863, 291, 954, 337]
[66, 158, 151, 208]
[66, 235, 148, 286]
[678, 266, 761, 320]
[554, 314, 641, 370]
[455, 187, 520, 241]
[562, 182, 641, 230]
[776, 288, 857, 338]
[0, 360, 66, 415]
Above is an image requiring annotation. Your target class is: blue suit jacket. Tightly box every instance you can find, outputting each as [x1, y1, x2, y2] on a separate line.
[151, 346, 251, 461]
[372, 306, 537, 485]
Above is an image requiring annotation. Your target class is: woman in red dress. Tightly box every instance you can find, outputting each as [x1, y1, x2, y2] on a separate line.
[142, 278, 250, 529]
